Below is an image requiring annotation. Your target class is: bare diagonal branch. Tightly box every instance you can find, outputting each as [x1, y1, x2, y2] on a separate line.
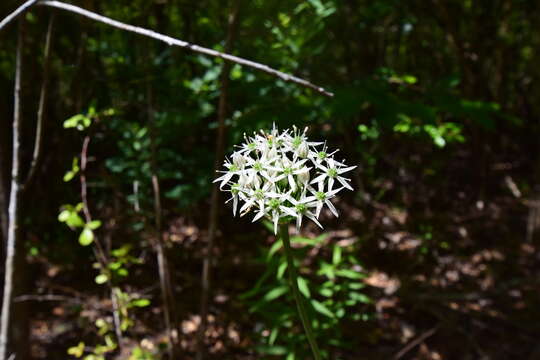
[36, 0, 333, 97]
[0, 0, 39, 32]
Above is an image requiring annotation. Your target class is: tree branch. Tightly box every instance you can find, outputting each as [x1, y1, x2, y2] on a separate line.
[36, 0, 333, 97]
[0, 0, 39, 33]
[393, 326, 439, 360]
[23, 14, 55, 190]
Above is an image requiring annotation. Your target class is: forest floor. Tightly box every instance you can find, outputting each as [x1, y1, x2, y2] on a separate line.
[23, 170, 540, 360]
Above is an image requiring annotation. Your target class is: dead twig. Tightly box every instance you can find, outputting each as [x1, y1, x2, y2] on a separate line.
[13, 294, 83, 305]
[393, 326, 439, 360]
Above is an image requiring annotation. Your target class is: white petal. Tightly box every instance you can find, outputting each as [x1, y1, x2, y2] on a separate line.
[220, 172, 234, 189]
[281, 206, 298, 218]
[273, 212, 279, 235]
[325, 199, 339, 217]
[252, 210, 265, 222]
[288, 174, 296, 192]
[240, 198, 255, 214]
[293, 166, 311, 175]
[233, 196, 239, 216]
[299, 195, 316, 203]
[310, 174, 326, 185]
[306, 213, 323, 229]
[337, 165, 357, 174]
[316, 202, 323, 217]
[327, 186, 344, 197]
[337, 176, 353, 190]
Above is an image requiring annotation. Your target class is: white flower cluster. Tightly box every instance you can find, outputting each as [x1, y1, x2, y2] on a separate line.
[214, 125, 356, 234]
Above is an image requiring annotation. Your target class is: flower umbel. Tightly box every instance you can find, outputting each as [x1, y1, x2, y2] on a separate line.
[214, 125, 356, 234]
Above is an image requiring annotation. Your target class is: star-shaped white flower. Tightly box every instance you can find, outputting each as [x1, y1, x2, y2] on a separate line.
[311, 158, 356, 191]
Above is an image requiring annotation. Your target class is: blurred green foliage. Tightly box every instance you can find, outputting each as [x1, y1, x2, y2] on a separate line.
[242, 230, 371, 358]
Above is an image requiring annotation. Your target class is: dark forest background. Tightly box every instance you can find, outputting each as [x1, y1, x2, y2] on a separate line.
[0, 0, 540, 359]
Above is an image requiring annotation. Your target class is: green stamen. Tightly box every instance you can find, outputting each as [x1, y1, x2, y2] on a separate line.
[328, 168, 338, 178]
[269, 199, 281, 209]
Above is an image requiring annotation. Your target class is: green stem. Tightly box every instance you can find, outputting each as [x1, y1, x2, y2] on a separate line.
[279, 224, 322, 360]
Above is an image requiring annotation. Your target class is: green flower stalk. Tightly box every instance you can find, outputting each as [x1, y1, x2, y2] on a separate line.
[280, 223, 322, 360]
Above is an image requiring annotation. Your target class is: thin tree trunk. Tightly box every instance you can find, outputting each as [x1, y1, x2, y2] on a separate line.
[196, 2, 241, 359]
[0, 19, 24, 360]
[23, 14, 55, 189]
[146, 52, 179, 358]
[0, 155, 7, 247]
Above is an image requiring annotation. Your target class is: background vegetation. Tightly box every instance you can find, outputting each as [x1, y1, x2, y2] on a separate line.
[0, 0, 539, 359]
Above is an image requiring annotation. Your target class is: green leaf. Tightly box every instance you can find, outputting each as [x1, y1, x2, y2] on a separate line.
[111, 245, 131, 257]
[332, 246, 342, 265]
[64, 114, 85, 129]
[319, 288, 333, 297]
[263, 286, 288, 302]
[268, 239, 283, 259]
[117, 268, 128, 277]
[109, 262, 122, 270]
[350, 292, 371, 304]
[335, 269, 364, 280]
[68, 214, 85, 228]
[348, 282, 365, 290]
[95, 274, 108, 284]
[87, 220, 102, 230]
[311, 299, 334, 318]
[79, 228, 94, 246]
[269, 327, 279, 345]
[67, 341, 85, 358]
[297, 277, 311, 298]
[58, 210, 70, 222]
[256, 345, 288, 356]
[131, 298, 151, 307]
[277, 261, 287, 279]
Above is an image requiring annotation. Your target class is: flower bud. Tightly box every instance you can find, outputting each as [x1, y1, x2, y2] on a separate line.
[238, 173, 249, 188]
[233, 152, 246, 167]
[251, 174, 261, 189]
[297, 168, 310, 185]
[296, 141, 308, 158]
